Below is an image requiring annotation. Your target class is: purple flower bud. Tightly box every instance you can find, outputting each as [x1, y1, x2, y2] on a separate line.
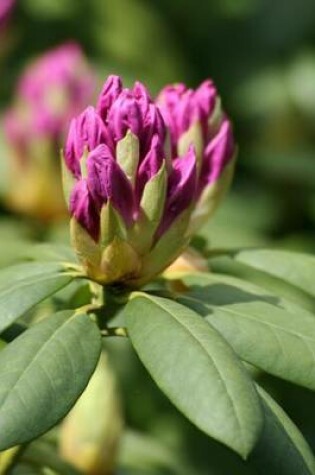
[5, 43, 96, 148]
[65, 77, 168, 244]
[65, 107, 107, 178]
[132, 81, 150, 116]
[199, 119, 235, 190]
[136, 134, 164, 202]
[107, 90, 144, 142]
[70, 179, 100, 242]
[96, 75, 123, 121]
[64, 75, 234, 287]
[156, 145, 197, 238]
[3, 43, 96, 221]
[96, 75, 165, 157]
[157, 80, 217, 149]
[157, 79, 236, 228]
[86, 144, 135, 227]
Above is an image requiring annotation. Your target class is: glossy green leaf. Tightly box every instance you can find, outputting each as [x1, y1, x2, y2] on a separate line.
[209, 255, 315, 313]
[250, 386, 315, 475]
[0, 310, 102, 450]
[25, 243, 77, 263]
[181, 273, 315, 390]
[0, 262, 74, 333]
[124, 293, 263, 458]
[232, 249, 315, 301]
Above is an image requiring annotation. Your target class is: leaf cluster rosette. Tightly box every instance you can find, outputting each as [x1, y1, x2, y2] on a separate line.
[63, 75, 236, 286]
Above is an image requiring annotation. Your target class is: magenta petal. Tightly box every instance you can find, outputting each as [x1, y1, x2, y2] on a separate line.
[157, 84, 186, 118]
[87, 144, 135, 226]
[142, 104, 166, 154]
[136, 134, 164, 202]
[157, 80, 220, 151]
[65, 106, 107, 177]
[157, 83, 186, 143]
[107, 91, 143, 142]
[132, 81, 150, 116]
[96, 75, 123, 121]
[69, 179, 100, 241]
[176, 90, 200, 135]
[156, 145, 197, 238]
[199, 119, 235, 190]
[195, 80, 217, 121]
[64, 119, 81, 177]
[95, 76, 166, 160]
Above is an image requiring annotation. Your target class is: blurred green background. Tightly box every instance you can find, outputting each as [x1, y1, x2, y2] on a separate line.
[1, 0, 315, 473]
[2, 0, 315, 251]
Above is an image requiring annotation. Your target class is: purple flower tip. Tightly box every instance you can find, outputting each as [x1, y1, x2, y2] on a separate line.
[157, 79, 235, 197]
[136, 134, 164, 201]
[65, 106, 107, 178]
[70, 179, 100, 241]
[157, 80, 217, 147]
[156, 145, 197, 238]
[65, 75, 168, 239]
[96, 75, 123, 121]
[199, 119, 235, 191]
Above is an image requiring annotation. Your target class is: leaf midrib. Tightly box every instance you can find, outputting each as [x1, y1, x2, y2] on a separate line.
[0, 314, 79, 413]
[0, 273, 70, 301]
[139, 293, 250, 454]
[185, 294, 315, 345]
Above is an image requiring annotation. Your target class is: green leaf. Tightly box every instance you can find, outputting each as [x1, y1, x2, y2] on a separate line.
[119, 430, 195, 475]
[24, 243, 77, 263]
[181, 272, 315, 390]
[209, 255, 315, 313]
[250, 386, 315, 475]
[232, 249, 315, 301]
[0, 310, 101, 450]
[10, 464, 44, 475]
[124, 293, 263, 458]
[0, 262, 74, 333]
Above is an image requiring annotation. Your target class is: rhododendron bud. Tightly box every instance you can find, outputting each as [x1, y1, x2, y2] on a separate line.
[157, 80, 237, 232]
[60, 352, 122, 475]
[3, 43, 95, 221]
[63, 75, 198, 286]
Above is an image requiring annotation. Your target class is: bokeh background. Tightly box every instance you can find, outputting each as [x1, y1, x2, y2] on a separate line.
[1, 1, 315, 473]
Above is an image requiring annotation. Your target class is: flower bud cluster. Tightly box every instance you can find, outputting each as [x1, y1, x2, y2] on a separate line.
[63, 75, 236, 286]
[157, 80, 236, 232]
